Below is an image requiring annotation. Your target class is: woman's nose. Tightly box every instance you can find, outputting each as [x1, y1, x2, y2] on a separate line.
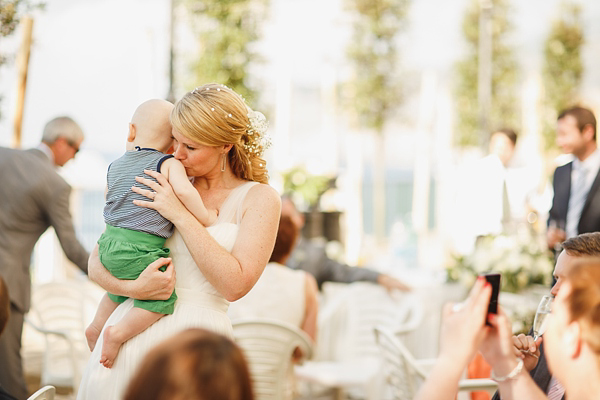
[174, 146, 185, 160]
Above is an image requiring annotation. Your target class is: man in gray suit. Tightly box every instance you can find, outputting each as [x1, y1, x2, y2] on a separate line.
[0, 116, 89, 399]
[282, 196, 410, 291]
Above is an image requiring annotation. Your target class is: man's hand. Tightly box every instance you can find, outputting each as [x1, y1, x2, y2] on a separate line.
[512, 333, 542, 372]
[547, 226, 566, 250]
[377, 274, 411, 292]
[133, 257, 176, 300]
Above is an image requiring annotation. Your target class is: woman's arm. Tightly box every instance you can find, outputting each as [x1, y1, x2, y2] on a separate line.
[415, 277, 491, 400]
[88, 244, 176, 300]
[133, 171, 281, 302]
[301, 273, 318, 341]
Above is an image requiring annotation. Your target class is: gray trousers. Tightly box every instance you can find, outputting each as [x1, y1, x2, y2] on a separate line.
[0, 303, 28, 400]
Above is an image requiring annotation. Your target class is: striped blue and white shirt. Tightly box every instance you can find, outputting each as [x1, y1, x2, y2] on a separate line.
[103, 147, 174, 238]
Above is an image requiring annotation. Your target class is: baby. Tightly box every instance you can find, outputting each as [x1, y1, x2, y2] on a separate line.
[85, 99, 217, 368]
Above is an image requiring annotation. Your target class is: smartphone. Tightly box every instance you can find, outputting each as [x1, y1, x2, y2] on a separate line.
[481, 273, 501, 325]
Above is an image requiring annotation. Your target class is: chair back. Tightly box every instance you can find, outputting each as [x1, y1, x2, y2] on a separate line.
[374, 325, 428, 400]
[320, 282, 423, 362]
[27, 281, 97, 392]
[27, 385, 56, 400]
[232, 318, 313, 400]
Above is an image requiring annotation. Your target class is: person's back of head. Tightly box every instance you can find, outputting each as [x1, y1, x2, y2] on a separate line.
[124, 329, 254, 400]
[558, 106, 597, 140]
[270, 214, 299, 265]
[128, 99, 174, 153]
[0, 276, 9, 336]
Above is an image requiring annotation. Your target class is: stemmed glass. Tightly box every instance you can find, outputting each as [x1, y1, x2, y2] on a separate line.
[532, 295, 553, 340]
[520, 295, 553, 358]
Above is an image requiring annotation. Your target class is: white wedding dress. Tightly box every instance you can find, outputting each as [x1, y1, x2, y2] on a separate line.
[77, 181, 258, 400]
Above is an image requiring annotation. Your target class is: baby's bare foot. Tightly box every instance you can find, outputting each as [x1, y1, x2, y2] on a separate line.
[99, 326, 123, 369]
[85, 324, 102, 351]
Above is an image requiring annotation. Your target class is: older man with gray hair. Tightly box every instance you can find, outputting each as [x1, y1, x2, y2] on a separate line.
[0, 116, 89, 399]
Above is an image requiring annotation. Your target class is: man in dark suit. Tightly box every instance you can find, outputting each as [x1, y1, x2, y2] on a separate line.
[281, 196, 410, 291]
[547, 107, 600, 252]
[491, 232, 600, 400]
[0, 116, 90, 399]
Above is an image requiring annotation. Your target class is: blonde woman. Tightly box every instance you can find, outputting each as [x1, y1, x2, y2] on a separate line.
[78, 84, 280, 399]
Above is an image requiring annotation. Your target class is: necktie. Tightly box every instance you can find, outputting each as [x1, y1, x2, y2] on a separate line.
[566, 165, 589, 239]
[547, 376, 565, 400]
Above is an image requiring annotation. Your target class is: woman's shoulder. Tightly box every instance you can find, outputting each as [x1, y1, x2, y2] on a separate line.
[244, 182, 281, 209]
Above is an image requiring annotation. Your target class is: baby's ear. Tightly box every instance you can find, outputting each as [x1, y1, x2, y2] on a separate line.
[128, 123, 136, 142]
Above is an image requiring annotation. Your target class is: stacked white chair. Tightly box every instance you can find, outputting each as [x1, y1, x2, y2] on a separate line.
[295, 282, 423, 400]
[25, 281, 97, 393]
[27, 385, 55, 400]
[374, 325, 498, 400]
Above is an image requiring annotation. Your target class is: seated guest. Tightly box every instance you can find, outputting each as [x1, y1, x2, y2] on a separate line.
[415, 259, 600, 400]
[228, 216, 318, 340]
[282, 196, 410, 292]
[228, 214, 318, 341]
[123, 328, 254, 400]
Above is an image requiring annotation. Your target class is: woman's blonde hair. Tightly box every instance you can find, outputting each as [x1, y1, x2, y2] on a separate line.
[565, 259, 600, 356]
[171, 83, 269, 184]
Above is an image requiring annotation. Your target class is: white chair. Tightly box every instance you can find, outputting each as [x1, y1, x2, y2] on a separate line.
[374, 325, 498, 400]
[295, 282, 423, 400]
[24, 281, 98, 393]
[27, 385, 55, 400]
[232, 318, 314, 400]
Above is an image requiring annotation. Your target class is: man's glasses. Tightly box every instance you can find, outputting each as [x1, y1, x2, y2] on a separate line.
[67, 140, 80, 154]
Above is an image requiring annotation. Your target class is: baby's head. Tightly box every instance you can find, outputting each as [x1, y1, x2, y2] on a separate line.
[127, 99, 174, 153]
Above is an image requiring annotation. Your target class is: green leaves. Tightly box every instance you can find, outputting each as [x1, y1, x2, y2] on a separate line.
[541, 3, 584, 151]
[454, 0, 519, 147]
[342, 0, 409, 134]
[185, 0, 268, 105]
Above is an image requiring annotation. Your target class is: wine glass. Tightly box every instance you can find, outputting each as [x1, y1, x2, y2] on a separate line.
[548, 219, 566, 252]
[532, 295, 553, 340]
[520, 295, 553, 358]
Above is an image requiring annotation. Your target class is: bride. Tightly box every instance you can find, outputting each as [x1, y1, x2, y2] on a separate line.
[77, 84, 280, 399]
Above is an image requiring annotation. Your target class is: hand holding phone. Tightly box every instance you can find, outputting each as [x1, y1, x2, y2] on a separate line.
[481, 273, 501, 325]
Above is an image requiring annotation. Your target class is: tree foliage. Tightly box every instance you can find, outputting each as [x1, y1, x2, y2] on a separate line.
[454, 0, 519, 147]
[541, 3, 584, 151]
[343, 0, 409, 134]
[184, 0, 268, 105]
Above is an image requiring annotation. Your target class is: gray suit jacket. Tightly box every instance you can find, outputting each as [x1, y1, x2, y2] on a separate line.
[286, 238, 380, 289]
[0, 147, 89, 313]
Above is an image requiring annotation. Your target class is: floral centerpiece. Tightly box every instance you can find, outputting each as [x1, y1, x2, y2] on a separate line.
[447, 226, 554, 293]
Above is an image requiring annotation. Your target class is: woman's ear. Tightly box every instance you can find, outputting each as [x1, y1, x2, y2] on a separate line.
[222, 144, 234, 154]
[563, 321, 582, 359]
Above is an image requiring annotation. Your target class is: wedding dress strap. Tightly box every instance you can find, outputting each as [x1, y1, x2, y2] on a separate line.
[176, 288, 229, 313]
[217, 181, 259, 225]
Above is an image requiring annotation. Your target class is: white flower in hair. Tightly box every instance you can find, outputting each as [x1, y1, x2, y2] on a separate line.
[244, 110, 272, 156]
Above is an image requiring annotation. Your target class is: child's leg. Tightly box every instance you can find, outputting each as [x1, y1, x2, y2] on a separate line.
[100, 308, 164, 368]
[85, 293, 118, 351]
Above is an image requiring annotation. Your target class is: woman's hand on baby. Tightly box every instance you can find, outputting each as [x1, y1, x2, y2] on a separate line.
[132, 169, 187, 223]
[134, 257, 176, 301]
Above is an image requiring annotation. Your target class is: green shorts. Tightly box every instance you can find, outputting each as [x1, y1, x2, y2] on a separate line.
[98, 224, 176, 314]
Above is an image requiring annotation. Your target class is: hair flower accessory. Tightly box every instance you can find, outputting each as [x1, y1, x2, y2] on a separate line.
[244, 110, 272, 156]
